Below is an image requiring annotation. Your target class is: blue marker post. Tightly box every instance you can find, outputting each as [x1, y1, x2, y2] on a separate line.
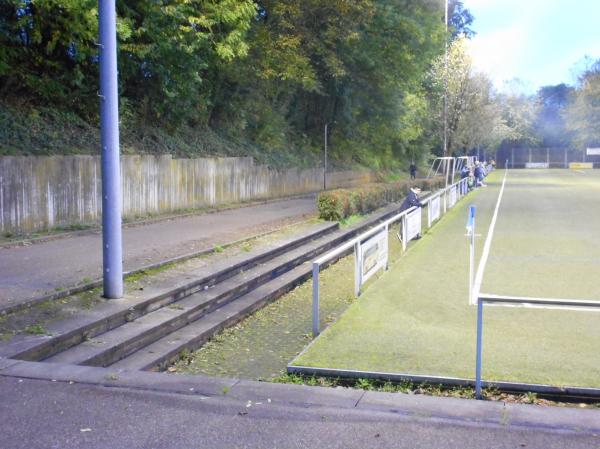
[99, 0, 123, 298]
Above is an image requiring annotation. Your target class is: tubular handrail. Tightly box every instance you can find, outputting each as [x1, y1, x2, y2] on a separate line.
[313, 206, 417, 266]
[311, 178, 470, 337]
[478, 293, 600, 308]
[475, 294, 600, 399]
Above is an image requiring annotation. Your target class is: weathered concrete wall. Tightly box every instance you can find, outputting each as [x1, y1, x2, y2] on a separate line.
[0, 155, 373, 233]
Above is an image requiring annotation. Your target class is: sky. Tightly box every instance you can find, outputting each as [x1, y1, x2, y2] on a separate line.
[463, 0, 600, 93]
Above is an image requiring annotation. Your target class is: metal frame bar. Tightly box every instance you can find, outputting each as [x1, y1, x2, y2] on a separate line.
[475, 294, 600, 399]
[427, 156, 456, 179]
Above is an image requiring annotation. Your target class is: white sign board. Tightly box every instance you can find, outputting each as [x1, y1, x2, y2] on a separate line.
[405, 208, 421, 243]
[448, 186, 457, 208]
[587, 148, 600, 156]
[525, 162, 549, 168]
[359, 229, 388, 284]
[430, 195, 440, 222]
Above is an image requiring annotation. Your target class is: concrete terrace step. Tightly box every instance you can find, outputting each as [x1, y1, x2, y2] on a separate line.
[43, 227, 346, 367]
[5, 201, 407, 368]
[3, 222, 338, 362]
[110, 262, 314, 371]
[107, 201, 415, 372]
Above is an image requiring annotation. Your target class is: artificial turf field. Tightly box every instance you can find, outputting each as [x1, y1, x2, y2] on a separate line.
[292, 169, 600, 388]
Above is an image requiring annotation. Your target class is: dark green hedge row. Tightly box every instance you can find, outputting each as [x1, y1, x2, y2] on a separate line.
[318, 178, 444, 221]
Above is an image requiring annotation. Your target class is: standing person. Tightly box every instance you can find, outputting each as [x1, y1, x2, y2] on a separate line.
[400, 186, 423, 212]
[409, 162, 417, 180]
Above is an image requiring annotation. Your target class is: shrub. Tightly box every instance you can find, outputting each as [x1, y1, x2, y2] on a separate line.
[317, 177, 444, 221]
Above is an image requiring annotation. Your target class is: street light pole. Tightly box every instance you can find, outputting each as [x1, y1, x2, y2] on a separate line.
[443, 0, 449, 158]
[99, 0, 123, 298]
[323, 123, 328, 190]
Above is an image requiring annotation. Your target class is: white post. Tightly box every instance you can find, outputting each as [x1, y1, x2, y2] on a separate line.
[354, 241, 361, 297]
[443, 187, 447, 214]
[402, 216, 407, 252]
[427, 200, 432, 228]
[384, 224, 389, 270]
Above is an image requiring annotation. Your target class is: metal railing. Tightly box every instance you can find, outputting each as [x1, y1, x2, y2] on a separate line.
[475, 293, 600, 399]
[311, 206, 416, 336]
[311, 177, 470, 337]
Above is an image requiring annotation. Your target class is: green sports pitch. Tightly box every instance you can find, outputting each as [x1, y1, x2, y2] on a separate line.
[291, 169, 600, 389]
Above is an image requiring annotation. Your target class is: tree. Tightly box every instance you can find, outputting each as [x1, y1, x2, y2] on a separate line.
[496, 90, 539, 147]
[533, 83, 573, 147]
[117, 0, 257, 124]
[449, 0, 475, 39]
[427, 36, 477, 155]
[0, 0, 99, 114]
[453, 74, 506, 151]
[565, 61, 600, 148]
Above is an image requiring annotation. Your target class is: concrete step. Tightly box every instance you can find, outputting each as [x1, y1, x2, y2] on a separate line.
[110, 261, 314, 371]
[7, 201, 406, 366]
[6, 222, 339, 362]
[43, 227, 343, 367]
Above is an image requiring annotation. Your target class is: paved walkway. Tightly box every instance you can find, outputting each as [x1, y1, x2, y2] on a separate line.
[0, 364, 598, 449]
[0, 197, 316, 311]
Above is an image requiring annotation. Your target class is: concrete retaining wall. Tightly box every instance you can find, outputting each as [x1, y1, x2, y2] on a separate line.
[0, 155, 373, 233]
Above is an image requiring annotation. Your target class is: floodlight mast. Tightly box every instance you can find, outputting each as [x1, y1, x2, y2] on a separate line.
[99, 0, 123, 298]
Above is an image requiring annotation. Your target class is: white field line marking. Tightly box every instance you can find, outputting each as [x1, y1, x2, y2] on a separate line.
[471, 169, 508, 305]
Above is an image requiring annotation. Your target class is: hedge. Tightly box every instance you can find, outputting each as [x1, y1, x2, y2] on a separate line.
[318, 178, 444, 221]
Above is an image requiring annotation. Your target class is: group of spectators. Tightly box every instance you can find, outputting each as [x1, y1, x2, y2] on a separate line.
[401, 158, 496, 213]
[460, 159, 495, 189]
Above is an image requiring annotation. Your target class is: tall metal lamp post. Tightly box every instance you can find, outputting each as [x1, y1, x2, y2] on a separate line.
[323, 123, 330, 190]
[444, 0, 449, 155]
[99, 0, 123, 298]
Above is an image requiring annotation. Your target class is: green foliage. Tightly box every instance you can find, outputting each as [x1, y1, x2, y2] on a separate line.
[24, 324, 48, 335]
[0, 0, 99, 115]
[426, 38, 541, 156]
[565, 61, 600, 148]
[534, 84, 573, 147]
[318, 178, 443, 221]
[0, 1, 474, 169]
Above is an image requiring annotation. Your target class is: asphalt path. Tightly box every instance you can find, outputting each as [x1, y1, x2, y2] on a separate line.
[0, 197, 316, 309]
[1, 376, 598, 449]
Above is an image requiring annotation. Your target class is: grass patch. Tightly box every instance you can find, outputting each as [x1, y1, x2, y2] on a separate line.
[24, 324, 49, 335]
[271, 373, 600, 408]
[0, 287, 106, 341]
[293, 171, 600, 389]
[168, 251, 361, 380]
[340, 214, 364, 228]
